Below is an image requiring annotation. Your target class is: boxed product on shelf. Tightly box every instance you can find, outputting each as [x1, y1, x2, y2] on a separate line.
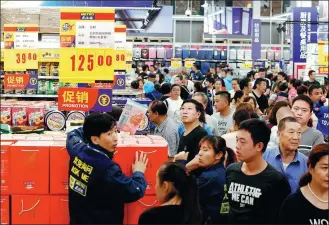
[274, 50, 281, 60]
[50, 62, 59, 76]
[245, 49, 252, 60]
[38, 80, 50, 94]
[11, 195, 50, 224]
[3, 88, 14, 94]
[156, 47, 165, 59]
[267, 50, 274, 60]
[26, 89, 37, 95]
[182, 48, 190, 59]
[237, 49, 245, 60]
[14, 89, 26, 94]
[148, 47, 157, 59]
[27, 107, 45, 127]
[221, 50, 227, 60]
[0, 142, 11, 195]
[50, 195, 69, 224]
[39, 62, 50, 76]
[141, 49, 149, 59]
[261, 49, 267, 59]
[133, 48, 141, 58]
[190, 49, 198, 58]
[205, 49, 214, 60]
[47, 80, 60, 95]
[214, 50, 221, 60]
[175, 48, 182, 58]
[12, 106, 28, 126]
[1, 105, 12, 125]
[283, 50, 290, 61]
[166, 48, 173, 59]
[0, 195, 10, 225]
[197, 49, 206, 59]
[229, 49, 237, 60]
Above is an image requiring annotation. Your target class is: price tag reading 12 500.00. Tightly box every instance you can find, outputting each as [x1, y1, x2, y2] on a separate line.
[4, 49, 39, 71]
[59, 48, 115, 83]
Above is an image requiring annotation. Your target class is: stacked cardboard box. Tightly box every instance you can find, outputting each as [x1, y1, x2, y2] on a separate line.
[0, 134, 168, 224]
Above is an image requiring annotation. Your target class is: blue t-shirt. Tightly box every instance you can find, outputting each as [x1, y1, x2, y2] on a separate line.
[314, 105, 329, 137]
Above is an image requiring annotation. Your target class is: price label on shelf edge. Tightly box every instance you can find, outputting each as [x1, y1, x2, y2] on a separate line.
[171, 58, 182, 68]
[58, 87, 112, 112]
[318, 41, 329, 66]
[4, 49, 39, 71]
[59, 48, 115, 83]
[185, 59, 195, 68]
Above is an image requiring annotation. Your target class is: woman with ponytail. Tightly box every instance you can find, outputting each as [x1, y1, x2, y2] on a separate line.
[174, 135, 236, 224]
[138, 162, 203, 224]
[279, 143, 328, 224]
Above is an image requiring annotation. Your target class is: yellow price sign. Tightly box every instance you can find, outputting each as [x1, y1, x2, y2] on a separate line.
[318, 41, 328, 66]
[39, 49, 60, 62]
[126, 49, 133, 62]
[4, 49, 39, 71]
[113, 50, 126, 71]
[1, 50, 4, 62]
[185, 59, 196, 68]
[242, 61, 253, 69]
[171, 58, 182, 68]
[59, 48, 115, 83]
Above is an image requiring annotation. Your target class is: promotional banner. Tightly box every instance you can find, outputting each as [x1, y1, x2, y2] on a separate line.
[292, 7, 318, 63]
[3, 24, 39, 49]
[318, 41, 329, 66]
[253, 61, 266, 71]
[251, 19, 261, 61]
[4, 49, 39, 71]
[204, 7, 252, 36]
[59, 48, 114, 83]
[58, 87, 112, 112]
[39, 49, 60, 62]
[270, 60, 283, 72]
[4, 74, 38, 89]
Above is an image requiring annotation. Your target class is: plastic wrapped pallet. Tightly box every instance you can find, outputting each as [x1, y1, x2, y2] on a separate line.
[182, 49, 190, 59]
[197, 49, 207, 59]
[156, 47, 165, 59]
[237, 49, 245, 60]
[283, 50, 290, 61]
[261, 50, 267, 59]
[229, 49, 237, 60]
[274, 50, 281, 60]
[149, 47, 156, 59]
[175, 48, 182, 58]
[190, 49, 197, 58]
[267, 50, 274, 60]
[244, 50, 252, 60]
[205, 49, 214, 60]
[133, 48, 141, 59]
[166, 48, 173, 59]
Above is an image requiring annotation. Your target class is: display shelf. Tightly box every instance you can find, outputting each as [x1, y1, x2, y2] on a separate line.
[1, 94, 58, 98]
[0, 76, 59, 79]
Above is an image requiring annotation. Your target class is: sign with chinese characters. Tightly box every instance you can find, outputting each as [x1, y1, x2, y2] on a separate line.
[114, 25, 127, 50]
[251, 19, 261, 61]
[92, 74, 126, 89]
[318, 41, 329, 66]
[4, 73, 38, 89]
[292, 7, 318, 63]
[184, 59, 196, 68]
[58, 87, 112, 112]
[171, 58, 182, 68]
[3, 24, 39, 49]
[253, 61, 266, 71]
[59, 48, 115, 83]
[242, 61, 253, 69]
[60, 8, 115, 48]
[318, 67, 328, 75]
[4, 49, 39, 71]
[39, 49, 60, 62]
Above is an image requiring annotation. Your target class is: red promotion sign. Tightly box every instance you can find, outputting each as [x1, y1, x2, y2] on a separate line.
[4, 74, 38, 89]
[58, 87, 112, 112]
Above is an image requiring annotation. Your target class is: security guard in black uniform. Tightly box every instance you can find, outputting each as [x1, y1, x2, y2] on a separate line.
[66, 113, 148, 224]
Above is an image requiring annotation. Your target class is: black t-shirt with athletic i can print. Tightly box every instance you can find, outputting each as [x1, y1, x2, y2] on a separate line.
[279, 189, 329, 225]
[225, 162, 291, 224]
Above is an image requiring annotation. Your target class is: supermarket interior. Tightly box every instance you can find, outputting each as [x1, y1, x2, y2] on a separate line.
[0, 0, 328, 225]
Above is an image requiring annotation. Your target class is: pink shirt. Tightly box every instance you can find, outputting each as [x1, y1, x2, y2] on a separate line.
[289, 87, 297, 99]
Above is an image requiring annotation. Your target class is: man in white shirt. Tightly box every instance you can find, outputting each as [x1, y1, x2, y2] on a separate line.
[192, 92, 219, 136]
[182, 74, 194, 93]
[212, 91, 235, 136]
